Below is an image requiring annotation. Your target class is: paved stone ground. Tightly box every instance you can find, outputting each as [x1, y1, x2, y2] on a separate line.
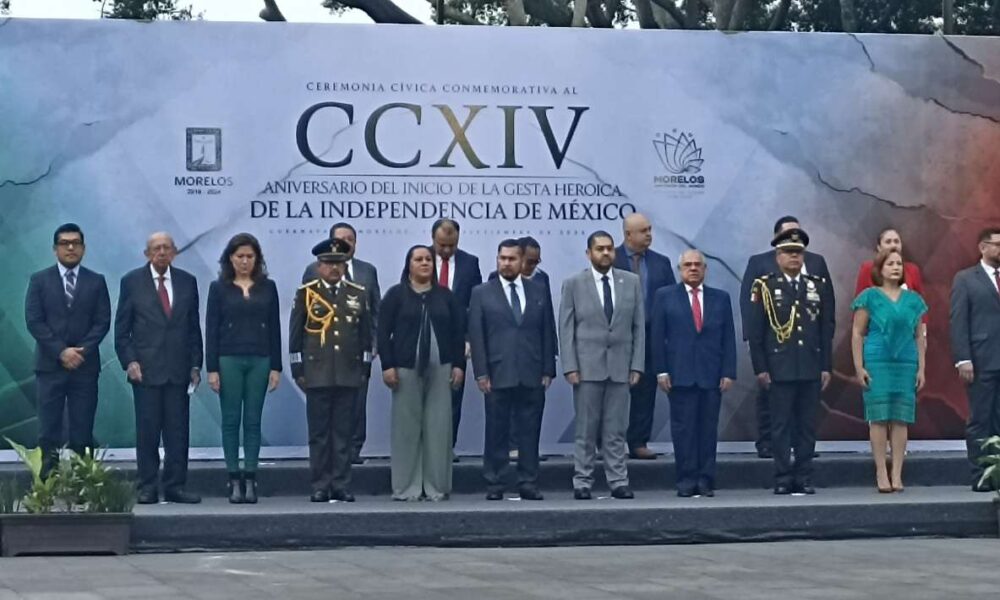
[0, 538, 998, 600]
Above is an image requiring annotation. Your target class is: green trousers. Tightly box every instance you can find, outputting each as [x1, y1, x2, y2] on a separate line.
[390, 364, 454, 500]
[218, 355, 270, 473]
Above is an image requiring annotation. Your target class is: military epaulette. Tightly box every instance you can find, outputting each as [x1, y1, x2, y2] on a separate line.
[344, 280, 366, 291]
[299, 279, 320, 290]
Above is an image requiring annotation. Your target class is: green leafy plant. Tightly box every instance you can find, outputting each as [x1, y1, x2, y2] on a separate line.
[978, 436, 1000, 496]
[4, 438, 134, 514]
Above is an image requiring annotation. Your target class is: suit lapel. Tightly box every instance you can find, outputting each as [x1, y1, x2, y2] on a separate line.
[610, 270, 627, 328]
[972, 266, 1000, 309]
[491, 278, 518, 326]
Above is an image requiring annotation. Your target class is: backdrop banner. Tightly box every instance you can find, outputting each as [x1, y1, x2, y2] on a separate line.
[2, 18, 999, 457]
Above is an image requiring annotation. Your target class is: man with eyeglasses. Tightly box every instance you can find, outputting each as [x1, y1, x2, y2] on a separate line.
[746, 228, 833, 495]
[950, 227, 1000, 492]
[25, 223, 111, 476]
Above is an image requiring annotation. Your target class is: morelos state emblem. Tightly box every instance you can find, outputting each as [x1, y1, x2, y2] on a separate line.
[653, 131, 704, 174]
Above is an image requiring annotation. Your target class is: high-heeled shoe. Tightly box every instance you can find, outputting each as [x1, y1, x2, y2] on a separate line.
[228, 473, 244, 504]
[244, 474, 258, 504]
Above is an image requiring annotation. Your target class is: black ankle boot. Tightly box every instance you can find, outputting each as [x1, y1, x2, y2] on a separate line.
[244, 473, 258, 504]
[228, 473, 244, 504]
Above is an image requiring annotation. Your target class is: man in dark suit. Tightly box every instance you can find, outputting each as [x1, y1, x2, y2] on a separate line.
[651, 250, 736, 497]
[613, 213, 675, 459]
[431, 218, 482, 454]
[24, 223, 111, 475]
[739, 215, 833, 458]
[114, 232, 203, 504]
[747, 229, 833, 495]
[470, 239, 556, 501]
[950, 227, 1000, 491]
[302, 222, 380, 465]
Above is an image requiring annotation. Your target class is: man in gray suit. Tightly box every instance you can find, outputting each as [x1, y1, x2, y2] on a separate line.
[559, 231, 645, 500]
[302, 222, 381, 464]
[950, 226, 1000, 491]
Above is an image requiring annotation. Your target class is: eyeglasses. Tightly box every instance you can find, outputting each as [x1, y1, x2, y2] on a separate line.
[56, 240, 83, 248]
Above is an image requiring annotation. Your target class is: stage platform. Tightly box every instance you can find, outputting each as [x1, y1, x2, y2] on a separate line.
[2, 453, 995, 552]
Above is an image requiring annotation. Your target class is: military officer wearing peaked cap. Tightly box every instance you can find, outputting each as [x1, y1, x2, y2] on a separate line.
[747, 228, 834, 496]
[290, 237, 372, 503]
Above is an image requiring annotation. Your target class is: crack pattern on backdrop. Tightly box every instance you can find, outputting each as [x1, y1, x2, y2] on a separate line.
[849, 34, 1000, 126]
[812, 168, 984, 221]
[0, 162, 54, 189]
[176, 123, 357, 256]
[939, 34, 1000, 85]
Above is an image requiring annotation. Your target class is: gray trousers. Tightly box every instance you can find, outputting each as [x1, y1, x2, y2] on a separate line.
[391, 364, 453, 500]
[573, 379, 630, 490]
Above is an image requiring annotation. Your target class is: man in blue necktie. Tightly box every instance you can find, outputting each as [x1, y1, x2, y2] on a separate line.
[25, 223, 111, 476]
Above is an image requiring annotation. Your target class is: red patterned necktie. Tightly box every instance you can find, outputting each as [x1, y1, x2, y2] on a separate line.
[439, 258, 450, 288]
[691, 287, 703, 333]
[157, 276, 172, 318]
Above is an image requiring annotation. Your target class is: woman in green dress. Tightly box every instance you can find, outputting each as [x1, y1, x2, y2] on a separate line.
[851, 248, 927, 493]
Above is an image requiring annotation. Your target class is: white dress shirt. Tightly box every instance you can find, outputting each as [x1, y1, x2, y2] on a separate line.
[982, 260, 1000, 295]
[436, 255, 456, 290]
[149, 264, 174, 305]
[591, 267, 616, 306]
[344, 259, 354, 282]
[684, 283, 703, 312]
[57, 262, 79, 288]
[501, 275, 523, 311]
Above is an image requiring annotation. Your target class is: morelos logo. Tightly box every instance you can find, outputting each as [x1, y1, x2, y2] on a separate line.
[186, 128, 222, 171]
[652, 130, 705, 188]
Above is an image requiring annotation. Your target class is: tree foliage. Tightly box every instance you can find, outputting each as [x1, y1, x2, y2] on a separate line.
[93, 0, 197, 20]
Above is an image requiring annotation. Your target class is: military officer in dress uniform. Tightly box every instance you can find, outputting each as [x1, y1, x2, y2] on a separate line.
[747, 228, 834, 495]
[290, 238, 372, 503]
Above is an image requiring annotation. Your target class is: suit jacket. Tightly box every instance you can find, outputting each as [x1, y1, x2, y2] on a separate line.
[443, 248, 483, 311]
[302, 257, 380, 350]
[25, 265, 111, 375]
[114, 264, 203, 387]
[469, 277, 556, 390]
[950, 264, 1000, 372]
[488, 268, 556, 355]
[739, 249, 834, 340]
[559, 268, 645, 383]
[651, 284, 737, 390]
[613, 245, 676, 321]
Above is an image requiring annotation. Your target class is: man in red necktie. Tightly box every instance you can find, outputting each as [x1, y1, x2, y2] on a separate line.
[650, 249, 737, 497]
[430, 219, 482, 458]
[114, 232, 204, 505]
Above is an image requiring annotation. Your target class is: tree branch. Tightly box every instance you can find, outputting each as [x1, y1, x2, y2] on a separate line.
[942, 0, 955, 35]
[684, 0, 697, 28]
[259, 0, 286, 21]
[423, 0, 484, 24]
[728, 0, 749, 30]
[839, 0, 858, 32]
[572, 0, 588, 26]
[586, 0, 613, 28]
[714, 0, 734, 29]
[648, 0, 686, 29]
[322, 0, 422, 24]
[874, 0, 904, 30]
[522, 0, 573, 26]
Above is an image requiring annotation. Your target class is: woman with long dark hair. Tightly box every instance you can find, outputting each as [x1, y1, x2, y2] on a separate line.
[378, 245, 465, 501]
[205, 233, 282, 503]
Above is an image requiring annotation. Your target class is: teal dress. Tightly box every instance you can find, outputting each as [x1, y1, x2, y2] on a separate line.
[850, 288, 928, 423]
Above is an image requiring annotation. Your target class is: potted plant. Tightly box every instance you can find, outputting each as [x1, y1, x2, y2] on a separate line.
[977, 435, 1000, 537]
[0, 439, 135, 556]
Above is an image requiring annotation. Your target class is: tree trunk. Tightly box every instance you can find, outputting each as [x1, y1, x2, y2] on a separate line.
[650, 2, 681, 28]
[648, 0, 687, 28]
[634, 0, 659, 28]
[728, 0, 749, 30]
[684, 0, 698, 28]
[768, 0, 791, 30]
[942, 0, 955, 34]
[714, 0, 734, 30]
[322, 0, 422, 23]
[522, 0, 573, 26]
[259, 0, 286, 21]
[839, 0, 858, 32]
[506, 0, 529, 25]
[585, 0, 613, 27]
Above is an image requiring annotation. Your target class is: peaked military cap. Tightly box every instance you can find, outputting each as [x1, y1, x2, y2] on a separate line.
[771, 227, 809, 251]
[312, 237, 351, 263]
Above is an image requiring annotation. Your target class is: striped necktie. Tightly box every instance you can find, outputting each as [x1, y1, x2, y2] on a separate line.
[64, 270, 76, 307]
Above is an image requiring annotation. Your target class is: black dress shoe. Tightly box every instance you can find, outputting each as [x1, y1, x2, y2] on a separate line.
[486, 489, 504, 501]
[164, 489, 202, 504]
[573, 488, 592, 500]
[330, 489, 356, 502]
[310, 490, 330, 502]
[677, 488, 695, 498]
[698, 487, 715, 498]
[794, 482, 816, 495]
[757, 448, 773, 459]
[519, 488, 544, 501]
[351, 456, 365, 465]
[972, 481, 993, 492]
[774, 485, 792, 495]
[611, 486, 634, 500]
[136, 490, 158, 504]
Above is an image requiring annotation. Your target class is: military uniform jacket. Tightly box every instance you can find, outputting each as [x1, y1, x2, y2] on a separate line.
[289, 279, 372, 389]
[747, 272, 834, 382]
